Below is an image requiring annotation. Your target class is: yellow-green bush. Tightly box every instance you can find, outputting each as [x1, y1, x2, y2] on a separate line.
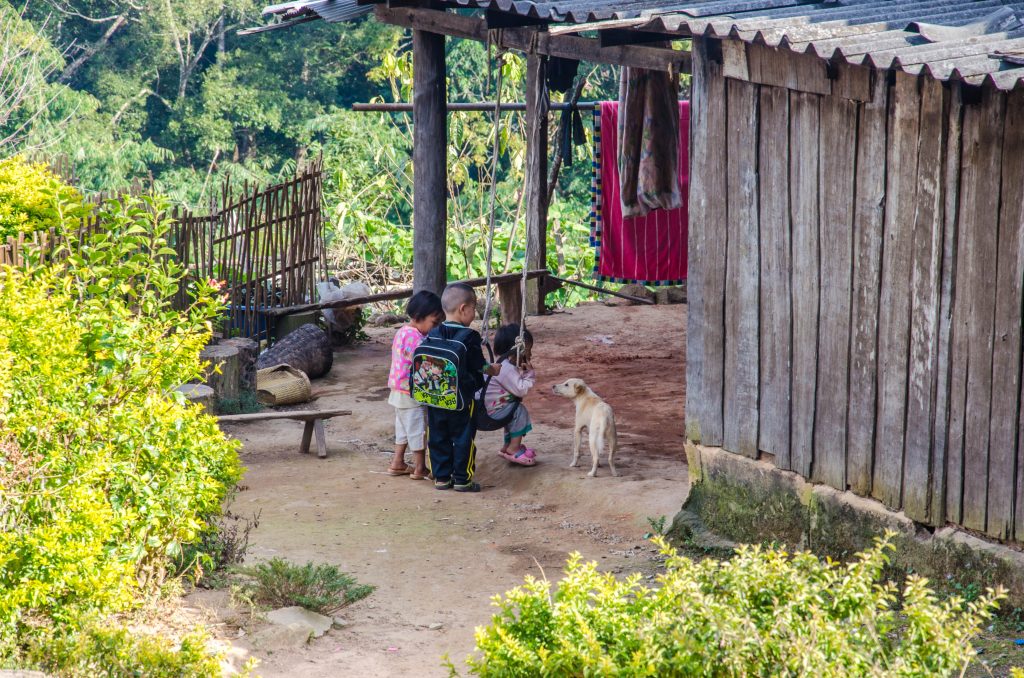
[463, 536, 1002, 677]
[0, 155, 81, 239]
[0, 196, 242, 659]
[29, 626, 224, 677]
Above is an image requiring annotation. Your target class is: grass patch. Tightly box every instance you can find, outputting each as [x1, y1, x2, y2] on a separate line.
[235, 559, 374, 615]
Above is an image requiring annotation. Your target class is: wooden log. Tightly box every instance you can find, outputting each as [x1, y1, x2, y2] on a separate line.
[413, 28, 447, 295]
[222, 337, 258, 393]
[200, 344, 241, 403]
[847, 70, 888, 496]
[813, 92, 857, 491]
[873, 71, 920, 510]
[989, 87, 1024, 540]
[723, 78, 760, 458]
[685, 37, 727, 448]
[757, 84, 791, 466]
[498, 279, 523, 327]
[525, 52, 549, 315]
[960, 86, 1004, 532]
[931, 81, 964, 527]
[903, 77, 946, 523]
[175, 383, 216, 411]
[256, 323, 333, 379]
[789, 90, 820, 479]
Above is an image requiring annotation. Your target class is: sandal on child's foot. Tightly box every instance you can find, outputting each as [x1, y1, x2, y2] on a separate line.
[434, 478, 454, 490]
[499, 449, 536, 466]
[386, 464, 413, 476]
[519, 446, 537, 459]
[453, 481, 481, 493]
[410, 471, 430, 480]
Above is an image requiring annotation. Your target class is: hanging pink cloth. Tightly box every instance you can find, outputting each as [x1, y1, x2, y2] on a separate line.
[590, 100, 689, 286]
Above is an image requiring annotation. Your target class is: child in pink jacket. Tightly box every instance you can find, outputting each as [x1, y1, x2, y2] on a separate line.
[485, 324, 537, 466]
[386, 291, 444, 479]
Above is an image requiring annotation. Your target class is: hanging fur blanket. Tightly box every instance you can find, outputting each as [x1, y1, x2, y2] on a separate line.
[617, 65, 682, 217]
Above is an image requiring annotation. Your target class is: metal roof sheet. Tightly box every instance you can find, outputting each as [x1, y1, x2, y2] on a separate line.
[257, 0, 1024, 90]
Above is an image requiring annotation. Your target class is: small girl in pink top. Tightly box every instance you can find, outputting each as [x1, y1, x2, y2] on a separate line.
[485, 324, 537, 466]
[387, 291, 444, 479]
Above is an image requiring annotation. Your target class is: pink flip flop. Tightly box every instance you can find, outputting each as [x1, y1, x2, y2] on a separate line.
[499, 449, 536, 466]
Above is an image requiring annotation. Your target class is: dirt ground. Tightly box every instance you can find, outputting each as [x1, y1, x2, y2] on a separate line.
[190, 302, 690, 676]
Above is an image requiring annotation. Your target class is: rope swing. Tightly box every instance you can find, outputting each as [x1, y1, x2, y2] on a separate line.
[479, 30, 532, 366]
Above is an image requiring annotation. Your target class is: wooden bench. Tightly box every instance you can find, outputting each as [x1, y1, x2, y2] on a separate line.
[217, 409, 352, 458]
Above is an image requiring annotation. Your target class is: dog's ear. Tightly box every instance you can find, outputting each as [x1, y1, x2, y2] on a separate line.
[573, 381, 584, 394]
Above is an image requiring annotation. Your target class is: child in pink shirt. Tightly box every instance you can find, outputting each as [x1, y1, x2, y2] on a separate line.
[387, 291, 444, 479]
[485, 324, 537, 466]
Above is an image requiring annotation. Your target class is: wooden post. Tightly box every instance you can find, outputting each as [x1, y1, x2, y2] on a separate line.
[413, 29, 447, 295]
[524, 51, 549, 314]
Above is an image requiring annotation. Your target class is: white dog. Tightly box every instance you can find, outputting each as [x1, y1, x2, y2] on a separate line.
[551, 378, 618, 477]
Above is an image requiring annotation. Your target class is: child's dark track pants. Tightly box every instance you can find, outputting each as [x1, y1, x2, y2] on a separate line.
[427, 405, 477, 485]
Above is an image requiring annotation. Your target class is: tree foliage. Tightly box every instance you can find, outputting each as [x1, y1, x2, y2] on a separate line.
[7, 0, 619, 300]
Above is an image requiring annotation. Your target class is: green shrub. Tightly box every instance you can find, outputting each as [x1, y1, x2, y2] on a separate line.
[237, 558, 375, 614]
[0, 196, 242, 654]
[0, 155, 81, 238]
[462, 535, 1002, 677]
[28, 625, 224, 677]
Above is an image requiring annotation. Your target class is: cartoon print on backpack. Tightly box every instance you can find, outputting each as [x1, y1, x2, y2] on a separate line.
[411, 354, 459, 410]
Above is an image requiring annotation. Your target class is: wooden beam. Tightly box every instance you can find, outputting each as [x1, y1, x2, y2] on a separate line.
[525, 52, 549, 315]
[218, 409, 352, 423]
[412, 27, 447, 295]
[721, 38, 870, 102]
[376, 6, 690, 72]
[262, 269, 550, 317]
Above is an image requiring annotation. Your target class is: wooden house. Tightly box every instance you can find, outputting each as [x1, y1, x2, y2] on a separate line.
[255, 0, 1024, 551]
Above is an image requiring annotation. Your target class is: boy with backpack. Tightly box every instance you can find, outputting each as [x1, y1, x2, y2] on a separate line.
[410, 283, 498, 493]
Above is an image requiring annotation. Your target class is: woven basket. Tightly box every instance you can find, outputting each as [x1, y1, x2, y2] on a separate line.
[256, 364, 312, 406]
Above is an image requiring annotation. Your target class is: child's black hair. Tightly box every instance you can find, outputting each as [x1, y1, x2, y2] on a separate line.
[493, 324, 533, 358]
[406, 290, 443, 321]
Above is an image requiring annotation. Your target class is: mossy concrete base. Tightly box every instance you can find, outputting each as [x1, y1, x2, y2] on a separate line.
[673, 443, 1024, 608]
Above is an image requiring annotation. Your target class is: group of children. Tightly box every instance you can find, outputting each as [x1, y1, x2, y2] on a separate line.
[385, 283, 537, 492]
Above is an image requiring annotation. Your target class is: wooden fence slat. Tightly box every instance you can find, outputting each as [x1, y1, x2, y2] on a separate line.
[903, 77, 947, 523]
[813, 93, 857, 491]
[724, 78, 760, 458]
[789, 90, 821, 478]
[960, 87, 1005, 532]
[686, 37, 727, 447]
[873, 71, 921, 510]
[988, 88, 1024, 539]
[847, 71, 888, 497]
[758, 84, 791, 467]
[931, 81, 963, 527]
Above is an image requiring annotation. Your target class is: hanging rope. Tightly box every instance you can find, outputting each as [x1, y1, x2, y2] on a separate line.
[479, 31, 539, 369]
[479, 30, 504, 349]
[515, 34, 545, 367]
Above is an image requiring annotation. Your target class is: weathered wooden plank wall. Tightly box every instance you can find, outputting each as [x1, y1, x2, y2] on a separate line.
[757, 85, 791, 466]
[686, 37, 1024, 540]
[686, 38, 727, 448]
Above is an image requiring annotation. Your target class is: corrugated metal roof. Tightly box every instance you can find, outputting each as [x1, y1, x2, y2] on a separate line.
[256, 0, 1024, 90]
[262, 0, 370, 24]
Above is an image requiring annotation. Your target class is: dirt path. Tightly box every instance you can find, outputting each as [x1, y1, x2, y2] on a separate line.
[197, 303, 689, 676]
